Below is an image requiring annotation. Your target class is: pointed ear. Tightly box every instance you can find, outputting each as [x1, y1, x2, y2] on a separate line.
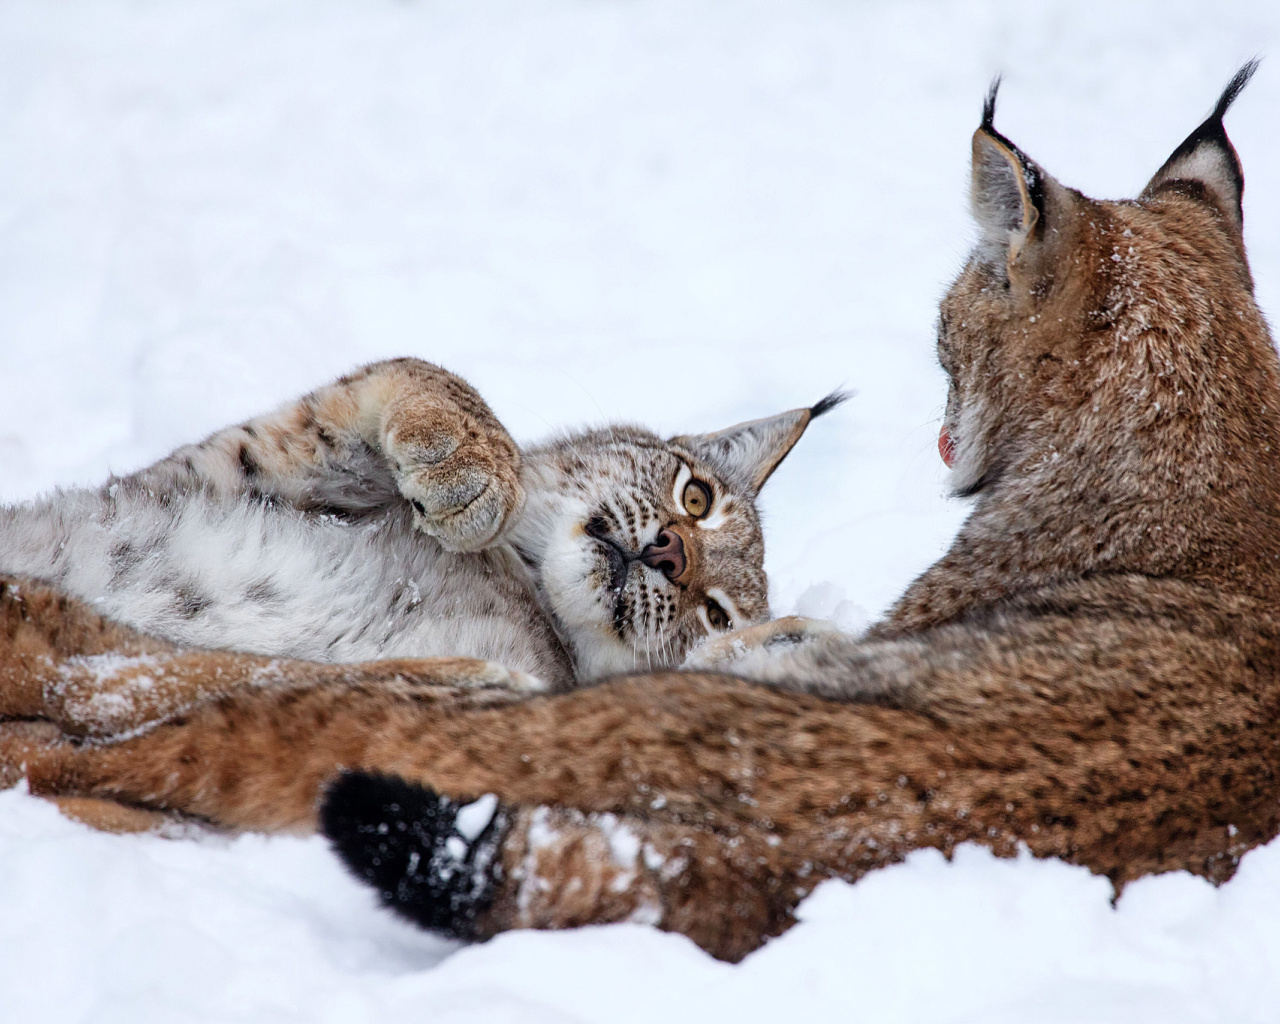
[1141, 60, 1259, 233]
[671, 391, 848, 496]
[970, 78, 1052, 269]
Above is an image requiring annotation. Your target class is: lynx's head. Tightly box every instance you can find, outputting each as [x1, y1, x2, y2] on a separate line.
[925, 63, 1280, 600]
[510, 397, 843, 681]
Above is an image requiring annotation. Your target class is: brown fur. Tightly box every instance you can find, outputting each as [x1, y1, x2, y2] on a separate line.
[3, 569, 1278, 960]
[3, 75, 1280, 962]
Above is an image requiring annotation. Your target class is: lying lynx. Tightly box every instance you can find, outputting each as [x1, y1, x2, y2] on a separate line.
[0, 356, 839, 728]
[4, 65, 1280, 963]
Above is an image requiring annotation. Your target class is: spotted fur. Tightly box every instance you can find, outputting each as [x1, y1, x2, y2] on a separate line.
[0, 358, 834, 726]
[6, 71, 1274, 967]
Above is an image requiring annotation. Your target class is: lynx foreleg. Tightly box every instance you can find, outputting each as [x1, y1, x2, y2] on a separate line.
[0, 576, 172, 721]
[128, 357, 524, 551]
[43, 652, 545, 740]
[1, 575, 543, 740]
[683, 616, 843, 671]
[5, 660, 546, 835]
[686, 617, 948, 706]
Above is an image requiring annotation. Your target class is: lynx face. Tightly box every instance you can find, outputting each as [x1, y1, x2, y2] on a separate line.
[514, 401, 842, 681]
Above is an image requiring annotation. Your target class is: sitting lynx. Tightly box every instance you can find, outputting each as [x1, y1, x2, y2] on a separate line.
[0, 356, 838, 722]
[4, 66, 1280, 963]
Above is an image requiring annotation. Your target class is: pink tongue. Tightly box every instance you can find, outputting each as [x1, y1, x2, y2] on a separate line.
[938, 426, 955, 468]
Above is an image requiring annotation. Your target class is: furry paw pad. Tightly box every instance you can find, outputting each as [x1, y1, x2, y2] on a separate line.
[320, 771, 509, 939]
[398, 464, 517, 552]
[384, 425, 524, 552]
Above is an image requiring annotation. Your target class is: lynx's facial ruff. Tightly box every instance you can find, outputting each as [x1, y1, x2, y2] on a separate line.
[513, 405, 843, 679]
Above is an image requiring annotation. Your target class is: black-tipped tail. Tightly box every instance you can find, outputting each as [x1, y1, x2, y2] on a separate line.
[809, 389, 853, 419]
[320, 771, 508, 939]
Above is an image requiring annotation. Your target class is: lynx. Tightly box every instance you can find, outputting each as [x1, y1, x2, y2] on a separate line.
[4, 65, 1280, 964]
[0, 355, 838, 727]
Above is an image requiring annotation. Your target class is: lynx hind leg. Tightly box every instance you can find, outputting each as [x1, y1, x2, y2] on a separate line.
[45, 651, 547, 741]
[0, 657, 550, 841]
[320, 772, 803, 962]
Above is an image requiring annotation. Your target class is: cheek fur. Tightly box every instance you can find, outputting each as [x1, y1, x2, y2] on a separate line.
[947, 395, 994, 494]
[539, 528, 612, 629]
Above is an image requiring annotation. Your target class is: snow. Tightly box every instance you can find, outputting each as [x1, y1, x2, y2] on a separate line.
[454, 794, 499, 843]
[2, 0, 1280, 1020]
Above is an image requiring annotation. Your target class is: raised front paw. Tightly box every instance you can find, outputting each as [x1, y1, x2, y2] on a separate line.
[383, 402, 524, 552]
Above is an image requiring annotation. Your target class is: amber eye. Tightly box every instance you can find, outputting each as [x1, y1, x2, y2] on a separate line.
[705, 599, 731, 631]
[681, 479, 712, 518]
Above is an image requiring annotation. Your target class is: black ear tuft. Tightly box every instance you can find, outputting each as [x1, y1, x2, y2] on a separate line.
[809, 389, 853, 420]
[982, 75, 1002, 132]
[320, 771, 508, 940]
[1143, 60, 1260, 229]
[1214, 59, 1260, 120]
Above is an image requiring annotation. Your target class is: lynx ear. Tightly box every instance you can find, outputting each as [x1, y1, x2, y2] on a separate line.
[672, 391, 848, 496]
[971, 78, 1049, 267]
[1141, 60, 1259, 232]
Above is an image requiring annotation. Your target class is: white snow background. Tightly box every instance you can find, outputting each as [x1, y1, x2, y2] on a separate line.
[3, 1, 1280, 1021]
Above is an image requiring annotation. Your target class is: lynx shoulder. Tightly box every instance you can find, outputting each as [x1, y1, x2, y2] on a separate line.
[4, 67, 1280, 964]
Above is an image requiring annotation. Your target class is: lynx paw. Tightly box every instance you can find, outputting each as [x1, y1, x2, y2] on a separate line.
[0, 720, 66, 790]
[48, 796, 197, 836]
[451, 661, 548, 694]
[384, 414, 524, 552]
[683, 616, 841, 671]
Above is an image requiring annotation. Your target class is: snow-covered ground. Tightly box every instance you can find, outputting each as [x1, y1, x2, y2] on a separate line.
[2, 1, 1279, 1020]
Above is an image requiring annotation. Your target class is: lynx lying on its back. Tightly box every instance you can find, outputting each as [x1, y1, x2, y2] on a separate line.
[0, 357, 836, 713]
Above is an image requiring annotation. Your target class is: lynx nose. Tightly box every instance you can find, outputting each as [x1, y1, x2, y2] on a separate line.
[639, 529, 688, 583]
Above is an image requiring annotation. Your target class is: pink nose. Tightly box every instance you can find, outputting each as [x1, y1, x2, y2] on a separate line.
[639, 529, 687, 582]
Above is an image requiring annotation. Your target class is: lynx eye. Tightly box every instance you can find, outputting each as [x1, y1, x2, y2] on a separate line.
[681, 479, 712, 519]
[705, 598, 731, 631]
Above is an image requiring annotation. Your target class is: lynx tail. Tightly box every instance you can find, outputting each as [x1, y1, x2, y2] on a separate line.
[321, 772, 509, 940]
